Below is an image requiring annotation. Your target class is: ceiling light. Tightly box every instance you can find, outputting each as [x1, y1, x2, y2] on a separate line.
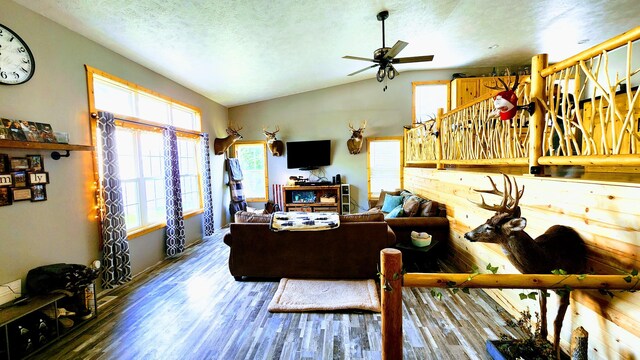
[488, 44, 499, 50]
[577, 39, 590, 44]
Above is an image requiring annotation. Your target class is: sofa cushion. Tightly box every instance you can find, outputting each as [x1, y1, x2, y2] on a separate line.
[234, 211, 272, 223]
[339, 212, 385, 223]
[381, 195, 403, 213]
[374, 189, 402, 209]
[384, 204, 404, 219]
[403, 195, 422, 217]
[418, 200, 439, 217]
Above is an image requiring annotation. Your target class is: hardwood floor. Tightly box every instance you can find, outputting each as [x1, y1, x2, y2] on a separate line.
[33, 228, 522, 360]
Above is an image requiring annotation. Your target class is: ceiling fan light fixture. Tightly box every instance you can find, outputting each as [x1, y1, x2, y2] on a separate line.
[376, 67, 386, 82]
[387, 65, 397, 80]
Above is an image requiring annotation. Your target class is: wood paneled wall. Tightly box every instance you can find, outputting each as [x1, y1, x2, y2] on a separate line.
[404, 167, 640, 359]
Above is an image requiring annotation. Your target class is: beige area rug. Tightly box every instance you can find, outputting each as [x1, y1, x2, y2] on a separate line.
[267, 278, 381, 313]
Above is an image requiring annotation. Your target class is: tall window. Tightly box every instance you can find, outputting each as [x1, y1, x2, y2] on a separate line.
[87, 65, 203, 236]
[234, 141, 268, 202]
[412, 80, 450, 125]
[367, 137, 403, 199]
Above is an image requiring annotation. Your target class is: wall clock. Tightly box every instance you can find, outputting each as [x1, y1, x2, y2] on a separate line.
[0, 23, 35, 85]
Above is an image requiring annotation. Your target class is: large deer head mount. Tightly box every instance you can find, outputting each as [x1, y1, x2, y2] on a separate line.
[263, 126, 284, 156]
[464, 173, 586, 358]
[213, 125, 243, 155]
[347, 120, 367, 154]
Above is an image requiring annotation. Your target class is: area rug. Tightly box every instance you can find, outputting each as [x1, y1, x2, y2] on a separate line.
[267, 278, 380, 313]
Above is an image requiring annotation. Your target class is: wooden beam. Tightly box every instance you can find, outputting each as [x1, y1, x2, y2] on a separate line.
[403, 273, 638, 290]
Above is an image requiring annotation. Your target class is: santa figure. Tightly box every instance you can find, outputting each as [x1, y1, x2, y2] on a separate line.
[490, 89, 519, 120]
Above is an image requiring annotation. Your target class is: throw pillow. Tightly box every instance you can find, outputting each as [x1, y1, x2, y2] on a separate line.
[234, 211, 272, 223]
[374, 189, 402, 209]
[381, 195, 403, 213]
[418, 200, 439, 217]
[403, 195, 422, 217]
[339, 212, 385, 223]
[384, 204, 404, 219]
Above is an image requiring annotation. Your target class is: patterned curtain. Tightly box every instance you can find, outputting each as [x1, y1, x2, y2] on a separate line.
[201, 133, 215, 236]
[163, 127, 185, 257]
[97, 111, 132, 289]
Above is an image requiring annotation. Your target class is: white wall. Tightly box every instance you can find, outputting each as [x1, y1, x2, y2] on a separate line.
[228, 67, 494, 211]
[0, 0, 228, 287]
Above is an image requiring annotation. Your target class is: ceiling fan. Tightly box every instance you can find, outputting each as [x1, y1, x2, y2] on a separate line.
[343, 10, 434, 83]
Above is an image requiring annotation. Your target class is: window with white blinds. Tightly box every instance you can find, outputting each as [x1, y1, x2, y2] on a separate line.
[367, 138, 403, 199]
[413, 81, 449, 125]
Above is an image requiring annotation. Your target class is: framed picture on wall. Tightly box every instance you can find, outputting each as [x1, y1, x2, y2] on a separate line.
[0, 187, 12, 206]
[10, 157, 29, 171]
[0, 174, 13, 187]
[27, 172, 49, 185]
[12, 188, 31, 201]
[0, 154, 9, 173]
[12, 171, 27, 187]
[26, 154, 43, 171]
[30, 184, 47, 202]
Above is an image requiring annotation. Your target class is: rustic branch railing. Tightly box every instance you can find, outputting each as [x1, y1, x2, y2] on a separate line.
[404, 26, 640, 172]
[379, 249, 638, 360]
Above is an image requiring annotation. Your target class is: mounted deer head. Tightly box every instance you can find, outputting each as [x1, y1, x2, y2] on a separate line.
[213, 125, 243, 155]
[347, 120, 367, 154]
[464, 174, 586, 358]
[485, 73, 520, 120]
[263, 126, 284, 156]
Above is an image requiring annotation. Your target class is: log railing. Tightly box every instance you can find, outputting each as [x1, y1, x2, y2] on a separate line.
[404, 26, 640, 173]
[379, 249, 639, 359]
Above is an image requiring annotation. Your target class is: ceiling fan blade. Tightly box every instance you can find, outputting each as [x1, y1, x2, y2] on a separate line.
[347, 64, 378, 76]
[383, 40, 408, 59]
[392, 55, 434, 63]
[343, 55, 378, 63]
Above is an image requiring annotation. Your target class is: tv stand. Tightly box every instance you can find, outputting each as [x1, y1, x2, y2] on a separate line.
[283, 185, 341, 213]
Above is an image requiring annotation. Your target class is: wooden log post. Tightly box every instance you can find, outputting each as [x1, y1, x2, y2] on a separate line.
[436, 108, 444, 170]
[570, 326, 588, 360]
[381, 248, 403, 360]
[529, 53, 548, 175]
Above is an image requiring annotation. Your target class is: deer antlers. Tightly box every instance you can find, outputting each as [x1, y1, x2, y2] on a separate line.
[483, 72, 520, 92]
[263, 125, 280, 137]
[348, 120, 367, 132]
[471, 174, 524, 215]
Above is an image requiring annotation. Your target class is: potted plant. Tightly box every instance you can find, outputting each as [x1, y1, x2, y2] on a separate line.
[486, 309, 569, 360]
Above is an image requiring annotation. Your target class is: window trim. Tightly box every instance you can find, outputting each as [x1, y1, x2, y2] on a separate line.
[233, 140, 269, 203]
[366, 136, 404, 200]
[86, 65, 204, 239]
[412, 80, 451, 126]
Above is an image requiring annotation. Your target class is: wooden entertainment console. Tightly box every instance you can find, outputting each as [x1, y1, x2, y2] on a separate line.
[283, 185, 341, 213]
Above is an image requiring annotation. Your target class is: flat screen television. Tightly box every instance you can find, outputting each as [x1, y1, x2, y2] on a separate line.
[286, 140, 331, 170]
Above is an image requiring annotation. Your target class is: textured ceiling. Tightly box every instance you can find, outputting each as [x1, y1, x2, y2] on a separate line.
[13, 0, 640, 107]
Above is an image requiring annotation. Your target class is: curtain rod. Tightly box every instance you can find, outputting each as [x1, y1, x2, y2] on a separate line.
[90, 112, 204, 137]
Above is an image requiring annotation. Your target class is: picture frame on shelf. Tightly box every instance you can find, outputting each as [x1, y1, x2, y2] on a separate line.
[27, 172, 49, 185]
[12, 188, 31, 201]
[30, 184, 47, 202]
[26, 154, 43, 171]
[0, 187, 12, 206]
[0, 174, 13, 187]
[0, 121, 10, 140]
[12, 171, 27, 187]
[36, 122, 58, 143]
[21, 121, 43, 142]
[10, 157, 29, 171]
[2, 118, 27, 141]
[0, 153, 9, 172]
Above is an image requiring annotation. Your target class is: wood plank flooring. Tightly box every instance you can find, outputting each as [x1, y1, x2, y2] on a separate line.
[32, 228, 523, 360]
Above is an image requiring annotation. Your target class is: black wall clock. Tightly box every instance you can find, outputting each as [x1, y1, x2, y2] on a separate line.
[0, 23, 35, 85]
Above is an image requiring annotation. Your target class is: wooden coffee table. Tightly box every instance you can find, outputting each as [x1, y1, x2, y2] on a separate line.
[395, 237, 441, 272]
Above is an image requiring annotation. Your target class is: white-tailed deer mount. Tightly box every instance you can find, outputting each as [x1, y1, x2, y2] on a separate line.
[347, 121, 367, 154]
[263, 126, 284, 156]
[464, 174, 586, 358]
[213, 126, 243, 155]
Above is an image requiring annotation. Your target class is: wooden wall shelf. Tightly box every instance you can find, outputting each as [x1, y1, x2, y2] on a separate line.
[0, 139, 93, 152]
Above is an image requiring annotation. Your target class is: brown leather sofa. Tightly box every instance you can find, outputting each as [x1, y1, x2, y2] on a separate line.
[223, 212, 396, 280]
